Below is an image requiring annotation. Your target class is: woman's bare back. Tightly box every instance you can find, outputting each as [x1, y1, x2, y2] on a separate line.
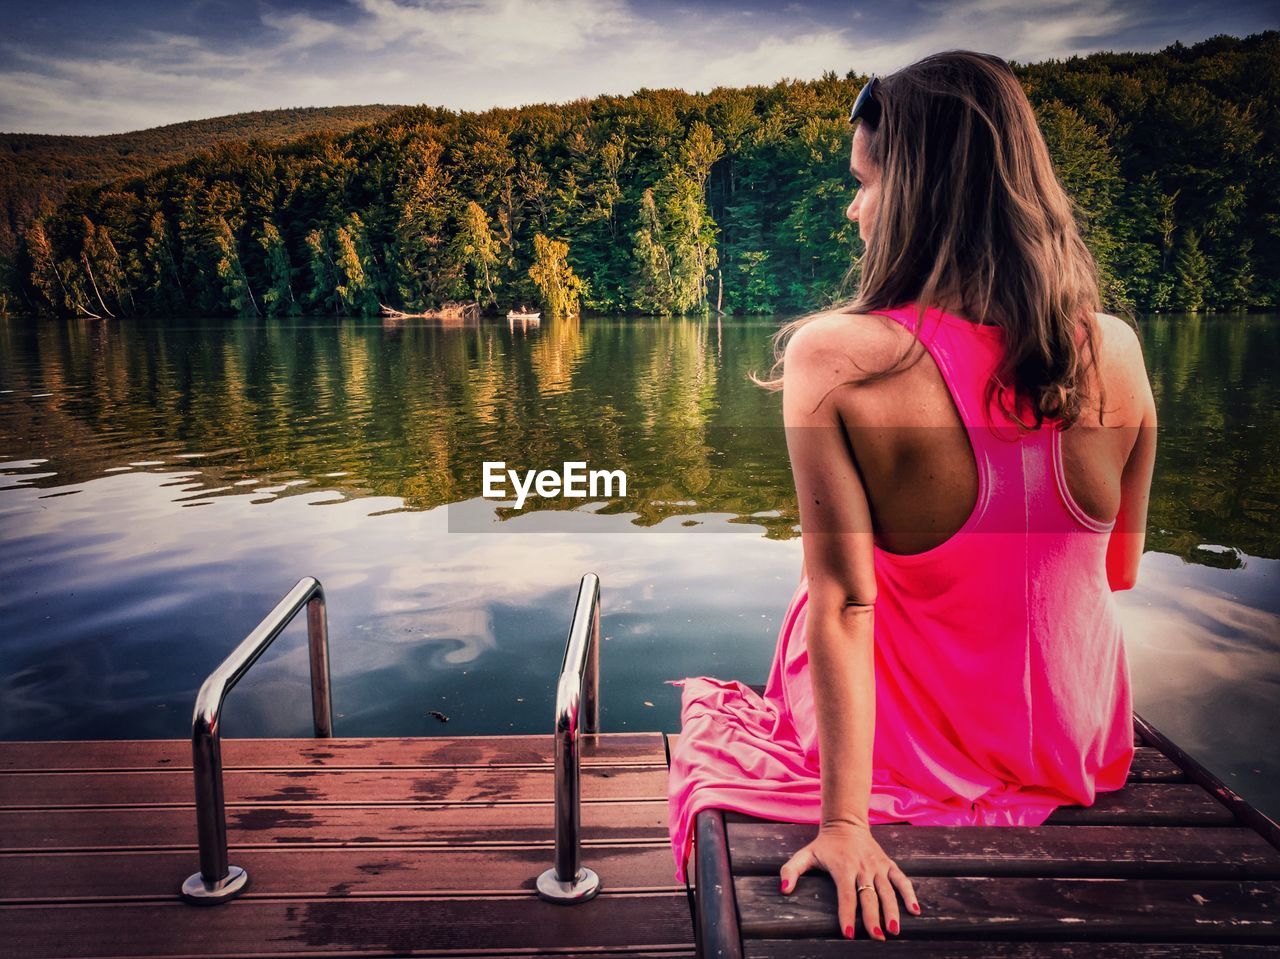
[823, 311, 1156, 561]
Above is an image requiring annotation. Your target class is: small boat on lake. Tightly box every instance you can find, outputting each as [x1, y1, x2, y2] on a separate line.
[507, 309, 541, 321]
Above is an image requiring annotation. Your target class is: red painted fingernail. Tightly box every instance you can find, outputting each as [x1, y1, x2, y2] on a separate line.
[780, 878, 790, 892]
[874, 926, 883, 939]
[912, 902, 921, 913]
[844, 924, 854, 939]
[889, 919, 899, 934]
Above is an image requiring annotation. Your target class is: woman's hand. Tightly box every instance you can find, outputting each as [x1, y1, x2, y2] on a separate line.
[779, 820, 920, 940]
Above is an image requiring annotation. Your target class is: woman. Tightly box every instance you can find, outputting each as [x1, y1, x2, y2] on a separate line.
[665, 50, 1157, 942]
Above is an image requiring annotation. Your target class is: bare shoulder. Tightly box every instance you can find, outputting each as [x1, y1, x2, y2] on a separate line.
[1092, 311, 1144, 363]
[1089, 312, 1155, 425]
[783, 309, 905, 376]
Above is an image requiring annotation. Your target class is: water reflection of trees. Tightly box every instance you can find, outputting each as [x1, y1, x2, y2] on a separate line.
[1142, 315, 1279, 561]
[3, 315, 796, 530]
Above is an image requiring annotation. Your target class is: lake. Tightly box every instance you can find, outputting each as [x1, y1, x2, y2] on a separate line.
[1, 311, 1276, 823]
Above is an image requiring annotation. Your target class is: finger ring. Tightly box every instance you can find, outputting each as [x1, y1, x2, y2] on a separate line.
[856, 883, 874, 892]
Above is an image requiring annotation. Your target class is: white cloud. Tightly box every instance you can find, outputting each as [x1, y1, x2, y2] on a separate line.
[918, 0, 1140, 63]
[354, 0, 638, 60]
[260, 11, 350, 52]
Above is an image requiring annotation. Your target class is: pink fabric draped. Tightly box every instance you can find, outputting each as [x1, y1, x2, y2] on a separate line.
[665, 303, 1135, 884]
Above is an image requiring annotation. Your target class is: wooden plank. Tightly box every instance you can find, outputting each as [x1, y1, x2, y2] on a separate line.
[0, 734, 665, 772]
[1043, 785, 1236, 826]
[441, 953, 693, 959]
[0, 843, 682, 902]
[747, 942, 1279, 958]
[0, 892, 695, 957]
[2, 800, 671, 851]
[1129, 747, 1189, 782]
[725, 784, 1237, 828]
[444, 953, 693, 959]
[0, 765, 668, 808]
[734, 875, 1280, 941]
[695, 808, 743, 959]
[529, 953, 694, 959]
[532, 954, 694, 959]
[726, 823, 1280, 879]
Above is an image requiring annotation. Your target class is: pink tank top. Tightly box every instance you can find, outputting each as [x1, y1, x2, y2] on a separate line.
[850, 303, 1135, 817]
[664, 301, 1135, 884]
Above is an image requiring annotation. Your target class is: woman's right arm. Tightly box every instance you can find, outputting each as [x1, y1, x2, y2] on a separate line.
[778, 315, 919, 941]
[1106, 321, 1157, 591]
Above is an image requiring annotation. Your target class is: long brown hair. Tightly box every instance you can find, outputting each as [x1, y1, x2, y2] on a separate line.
[753, 50, 1119, 431]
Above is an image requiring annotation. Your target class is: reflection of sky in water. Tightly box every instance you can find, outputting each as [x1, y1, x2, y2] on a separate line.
[0, 465, 800, 744]
[1116, 550, 1280, 821]
[1, 462, 1276, 825]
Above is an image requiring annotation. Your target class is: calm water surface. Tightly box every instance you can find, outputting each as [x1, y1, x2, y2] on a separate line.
[1, 312, 1276, 821]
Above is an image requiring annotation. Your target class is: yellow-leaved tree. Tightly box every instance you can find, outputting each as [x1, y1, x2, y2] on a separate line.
[528, 233, 585, 318]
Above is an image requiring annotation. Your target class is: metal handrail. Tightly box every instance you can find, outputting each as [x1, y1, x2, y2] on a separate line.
[536, 572, 602, 903]
[180, 576, 333, 905]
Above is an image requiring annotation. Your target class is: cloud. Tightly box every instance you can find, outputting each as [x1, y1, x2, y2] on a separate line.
[0, 0, 1267, 134]
[353, 0, 639, 61]
[260, 11, 351, 52]
[918, 0, 1141, 63]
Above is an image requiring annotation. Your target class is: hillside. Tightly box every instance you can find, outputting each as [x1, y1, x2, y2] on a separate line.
[0, 105, 406, 258]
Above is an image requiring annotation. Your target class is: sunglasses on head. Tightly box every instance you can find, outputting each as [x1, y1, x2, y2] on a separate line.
[849, 75, 882, 128]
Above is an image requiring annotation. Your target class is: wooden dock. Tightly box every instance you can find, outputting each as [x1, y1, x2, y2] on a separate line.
[0, 733, 695, 958]
[686, 709, 1280, 957]
[4, 714, 1279, 956]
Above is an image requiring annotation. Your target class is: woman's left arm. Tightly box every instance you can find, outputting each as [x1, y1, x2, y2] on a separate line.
[778, 318, 919, 940]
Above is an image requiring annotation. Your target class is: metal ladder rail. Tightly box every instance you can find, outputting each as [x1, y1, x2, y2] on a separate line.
[180, 576, 333, 904]
[537, 572, 602, 903]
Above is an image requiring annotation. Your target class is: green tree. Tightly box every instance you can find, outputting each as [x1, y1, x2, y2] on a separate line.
[332, 213, 379, 316]
[394, 138, 464, 309]
[660, 174, 718, 312]
[258, 220, 298, 316]
[734, 250, 780, 313]
[1219, 237, 1255, 310]
[93, 223, 134, 314]
[75, 217, 113, 317]
[1174, 229, 1210, 312]
[210, 217, 260, 317]
[140, 211, 185, 314]
[453, 200, 500, 309]
[24, 220, 66, 315]
[630, 188, 675, 313]
[305, 228, 339, 315]
[1035, 99, 1126, 309]
[668, 122, 723, 311]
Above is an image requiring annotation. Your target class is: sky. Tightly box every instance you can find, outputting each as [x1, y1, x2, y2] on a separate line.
[1, 0, 1276, 135]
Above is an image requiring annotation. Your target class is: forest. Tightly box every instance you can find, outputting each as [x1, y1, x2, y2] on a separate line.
[4, 31, 1277, 320]
[0, 106, 402, 278]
